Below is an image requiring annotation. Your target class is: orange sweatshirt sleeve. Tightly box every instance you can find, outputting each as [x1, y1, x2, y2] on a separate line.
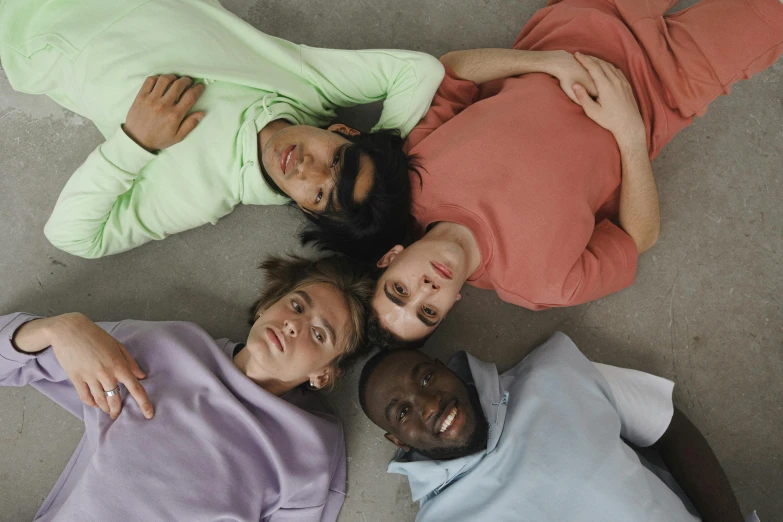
[560, 219, 640, 307]
[405, 65, 480, 150]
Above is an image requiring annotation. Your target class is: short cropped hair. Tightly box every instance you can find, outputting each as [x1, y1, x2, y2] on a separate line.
[358, 348, 417, 417]
[250, 255, 375, 391]
[299, 129, 421, 263]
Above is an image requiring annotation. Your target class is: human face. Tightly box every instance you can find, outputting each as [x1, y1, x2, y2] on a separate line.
[260, 123, 375, 213]
[365, 350, 485, 460]
[373, 242, 465, 342]
[243, 283, 350, 392]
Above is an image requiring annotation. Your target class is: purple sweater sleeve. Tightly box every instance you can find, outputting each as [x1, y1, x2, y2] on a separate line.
[0, 313, 119, 420]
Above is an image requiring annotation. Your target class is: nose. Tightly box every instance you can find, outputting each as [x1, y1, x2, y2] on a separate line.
[421, 275, 440, 293]
[283, 318, 299, 337]
[419, 392, 441, 423]
[296, 155, 329, 183]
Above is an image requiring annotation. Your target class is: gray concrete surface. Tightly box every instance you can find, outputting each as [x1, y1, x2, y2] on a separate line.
[1, 0, 781, 520]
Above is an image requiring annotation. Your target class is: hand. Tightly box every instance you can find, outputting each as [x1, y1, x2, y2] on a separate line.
[571, 53, 645, 147]
[543, 50, 598, 104]
[30, 314, 153, 420]
[123, 75, 206, 152]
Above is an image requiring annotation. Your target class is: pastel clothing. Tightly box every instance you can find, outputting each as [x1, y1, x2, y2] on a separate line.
[389, 333, 759, 521]
[0, 313, 346, 521]
[0, 0, 444, 258]
[406, 0, 783, 309]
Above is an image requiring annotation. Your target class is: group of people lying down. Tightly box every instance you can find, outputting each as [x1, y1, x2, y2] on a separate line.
[1, 0, 781, 519]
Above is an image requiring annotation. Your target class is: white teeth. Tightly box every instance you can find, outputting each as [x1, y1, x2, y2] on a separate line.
[439, 407, 458, 433]
[284, 150, 293, 171]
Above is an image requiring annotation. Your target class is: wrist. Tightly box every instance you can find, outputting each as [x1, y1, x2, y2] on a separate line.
[538, 50, 568, 76]
[614, 125, 647, 152]
[12, 318, 55, 354]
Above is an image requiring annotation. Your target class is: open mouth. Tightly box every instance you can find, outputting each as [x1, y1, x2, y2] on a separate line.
[431, 261, 453, 280]
[280, 145, 296, 176]
[435, 399, 459, 435]
[265, 328, 285, 352]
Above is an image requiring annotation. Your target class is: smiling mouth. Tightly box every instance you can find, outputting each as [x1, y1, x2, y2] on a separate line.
[431, 261, 453, 280]
[266, 328, 284, 352]
[438, 406, 458, 433]
[280, 145, 295, 176]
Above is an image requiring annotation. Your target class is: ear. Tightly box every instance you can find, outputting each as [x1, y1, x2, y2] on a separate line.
[455, 293, 462, 301]
[307, 365, 333, 391]
[328, 123, 361, 137]
[384, 432, 410, 451]
[377, 245, 404, 269]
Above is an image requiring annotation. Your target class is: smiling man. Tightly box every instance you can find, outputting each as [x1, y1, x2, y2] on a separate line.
[370, 0, 783, 342]
[359, 333, 757, 522]
[0, 0, 444, 258]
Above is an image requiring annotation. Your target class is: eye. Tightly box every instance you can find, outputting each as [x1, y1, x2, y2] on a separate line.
[422, 372, 433, 386]
[313, 328, 325, 343]
[422, 305, 436, 317]
[398, 405, 409, 421]
[331, 151, 340, 168]
[292, 300, 303, 313]
[315, 189, 323, 205]
[393, 282, 408, 296]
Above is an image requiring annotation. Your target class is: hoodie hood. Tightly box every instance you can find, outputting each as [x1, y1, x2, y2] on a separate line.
[387, 351, 510, 502]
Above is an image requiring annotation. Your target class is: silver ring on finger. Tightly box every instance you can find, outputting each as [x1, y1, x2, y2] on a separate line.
[103, 386, 121, 397]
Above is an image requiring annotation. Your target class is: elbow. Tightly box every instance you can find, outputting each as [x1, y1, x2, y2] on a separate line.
[635, 226, 660, 255]
[438, 51, 458, 70]
[43, 219, 102, 260]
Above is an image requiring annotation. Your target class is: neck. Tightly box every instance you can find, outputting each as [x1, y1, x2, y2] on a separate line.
[232, 346, 300, 396]
[257, 119, 292, 156]
[426, 222, 481, 282]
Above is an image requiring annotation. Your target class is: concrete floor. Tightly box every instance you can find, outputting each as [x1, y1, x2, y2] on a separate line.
[1, 0, 781, 520]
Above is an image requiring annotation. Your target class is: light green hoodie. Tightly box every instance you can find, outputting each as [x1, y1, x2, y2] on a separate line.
[0, 0, 444, 258]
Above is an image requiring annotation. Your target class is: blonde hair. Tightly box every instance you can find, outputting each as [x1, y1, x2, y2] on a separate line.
[251, 255, 374, 391]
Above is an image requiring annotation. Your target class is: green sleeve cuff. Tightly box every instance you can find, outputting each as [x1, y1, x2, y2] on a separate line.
[100, 126, 157, 174]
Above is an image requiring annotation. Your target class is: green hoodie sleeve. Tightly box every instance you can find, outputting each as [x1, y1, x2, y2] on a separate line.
[43, 127, 210, 259]
[299, 46, 445, 137]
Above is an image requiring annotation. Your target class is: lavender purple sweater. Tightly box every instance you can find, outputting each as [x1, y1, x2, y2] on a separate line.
[0, 313, 346, 521]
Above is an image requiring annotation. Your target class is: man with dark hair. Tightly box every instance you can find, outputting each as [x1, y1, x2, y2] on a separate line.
[370, 0, 783, 342]
[1, 0, 443, 258]
[359, 333, 757, 521]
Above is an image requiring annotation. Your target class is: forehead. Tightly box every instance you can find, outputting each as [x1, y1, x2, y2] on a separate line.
[294, 283, 349, 321]
[367, 352, 433, 406]
[372, 285, 432, 341]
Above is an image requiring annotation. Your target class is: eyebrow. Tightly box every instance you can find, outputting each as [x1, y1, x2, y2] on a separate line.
[410, 362, 428, 383]
[327, 145, 350, 209]
[293, 289, 313, 307]
[385, 397, 398, 424]
[416, 312, 438, 328]
[383, 284, 406, 307]
[295, 289, 337, 344]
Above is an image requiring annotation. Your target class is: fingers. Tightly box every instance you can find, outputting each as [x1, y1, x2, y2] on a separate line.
[175, 111, 205, 142]
[88, 380, 111, 416]
[120, 373, 154, 419]
[151, 74, 178, 98]
[571, 83, 599, 113]
[120, 344, 146, 380]
[74, 380, 97, 408]
[176, 82, 205, 113]
[574, 52, 608, 86]
[99, 377, 123, 420]
[163, 76, 195, 104]
[138, 76, 159, 98]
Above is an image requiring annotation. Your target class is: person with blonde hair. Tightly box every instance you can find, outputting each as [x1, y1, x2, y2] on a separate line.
[0, 255, 374, 520]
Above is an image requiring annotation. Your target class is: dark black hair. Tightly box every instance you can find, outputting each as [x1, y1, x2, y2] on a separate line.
[358, 348, 419, 417]
[299, 129, 421, 263]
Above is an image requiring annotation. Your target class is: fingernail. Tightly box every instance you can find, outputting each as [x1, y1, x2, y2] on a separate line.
[144, 408, 154, 419]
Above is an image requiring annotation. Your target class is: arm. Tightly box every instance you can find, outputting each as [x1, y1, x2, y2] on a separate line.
[653, 408, 744, 522]
[572, 53, 660, 253]
[299, 46, 445, 137]
[5, 313, 153, 420]
[440, 48, 597, 103]
[44, 75, 205, 258]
